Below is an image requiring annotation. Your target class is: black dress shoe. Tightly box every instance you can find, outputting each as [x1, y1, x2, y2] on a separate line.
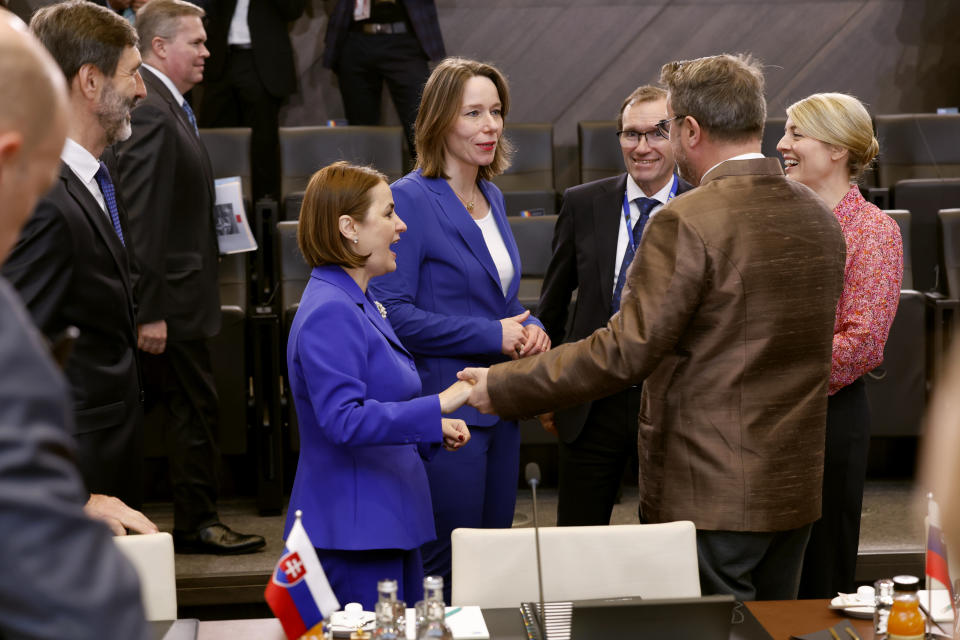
[174, 523, 266, 555]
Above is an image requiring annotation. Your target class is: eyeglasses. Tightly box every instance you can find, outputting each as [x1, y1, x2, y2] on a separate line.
[654, 115, 686, 139]
[616, 128, 668, 146]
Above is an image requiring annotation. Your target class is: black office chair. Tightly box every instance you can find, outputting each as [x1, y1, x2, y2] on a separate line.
[884, 210, 912, 290]
[891, 178, 960, 292]
[278, 126, 404, 219]
[864, 290, 926, 436]
[875, 114, 960, 188]
[494, 123, 558, 216]
[276, 221, 310, 451]
[209, 252, 249, 455]
[578, 121, 621, 184]
[199, 127, 253, 203]
[508, 215, 558, 311]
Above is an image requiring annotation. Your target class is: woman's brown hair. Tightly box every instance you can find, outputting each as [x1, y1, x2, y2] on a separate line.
[297, 161, 386, 269]
[415, 57, 513, 181]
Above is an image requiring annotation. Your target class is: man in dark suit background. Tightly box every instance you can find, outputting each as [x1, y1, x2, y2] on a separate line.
[196, 0, 305, 203]
[0, 10, 147, 637]
[3, 0, 161, 533]
[537, 85, 692, 527]
[323, 0, 445, 155]
[116, 0, 264, 554]
[462, 54, 847, 601]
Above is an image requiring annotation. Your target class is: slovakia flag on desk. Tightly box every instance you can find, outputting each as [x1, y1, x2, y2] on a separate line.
[265, 510, 340, 639]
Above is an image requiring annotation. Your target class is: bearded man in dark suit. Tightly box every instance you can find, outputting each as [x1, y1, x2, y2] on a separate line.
[2, 0, 161, 530]
[537, 84, 693, 527]
[462, 54, 847, 602]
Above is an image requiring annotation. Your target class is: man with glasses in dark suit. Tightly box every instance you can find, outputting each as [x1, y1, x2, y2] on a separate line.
[537, 85, 692, 527]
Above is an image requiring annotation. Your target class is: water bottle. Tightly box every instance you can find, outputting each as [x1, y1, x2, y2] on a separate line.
[415, 575, 452, 640]
[372, 579, 405, 640]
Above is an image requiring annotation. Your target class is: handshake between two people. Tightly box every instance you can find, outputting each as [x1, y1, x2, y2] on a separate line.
[434, 367, 495, 452]
[436, 315, 552, 450]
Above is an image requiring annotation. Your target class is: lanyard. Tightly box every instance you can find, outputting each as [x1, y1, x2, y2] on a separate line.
[622, 174, 679, 252]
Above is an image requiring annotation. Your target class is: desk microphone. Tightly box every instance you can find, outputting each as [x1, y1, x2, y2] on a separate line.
[525, 462, 546, 640]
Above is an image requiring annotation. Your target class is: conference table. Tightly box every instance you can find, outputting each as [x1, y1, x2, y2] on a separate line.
[195, 599, 875, 639]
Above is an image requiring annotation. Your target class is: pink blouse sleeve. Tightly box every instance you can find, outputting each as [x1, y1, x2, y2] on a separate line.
[829, 205, 904, 394]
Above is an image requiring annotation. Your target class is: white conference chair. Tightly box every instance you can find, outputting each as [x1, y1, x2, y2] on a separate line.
[113, 532, 178, 620]
[450, 522, 700, 608]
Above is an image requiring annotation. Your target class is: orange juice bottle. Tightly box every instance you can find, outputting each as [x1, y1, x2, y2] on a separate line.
[886, 575, 925, 640]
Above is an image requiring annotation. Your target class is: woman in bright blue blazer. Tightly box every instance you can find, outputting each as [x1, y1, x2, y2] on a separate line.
[284, 162, 473, 610]
[368, 58, 551, 600]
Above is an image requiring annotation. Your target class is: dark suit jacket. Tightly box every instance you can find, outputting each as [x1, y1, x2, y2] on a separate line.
[537, 173, 693, 443]
[322, 0, 445, 69]
[0, 277, 147, 639]
[489, 158, 847, 532]
[1, 160, 143, 503]
[202, 0, 306, 98]
[115, 67, 221, 341]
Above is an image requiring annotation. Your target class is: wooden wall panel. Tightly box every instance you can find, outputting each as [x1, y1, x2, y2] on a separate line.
[275, 0, 959, 190]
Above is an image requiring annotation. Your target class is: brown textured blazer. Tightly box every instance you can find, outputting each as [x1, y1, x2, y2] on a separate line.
[488, 158, 846, 532]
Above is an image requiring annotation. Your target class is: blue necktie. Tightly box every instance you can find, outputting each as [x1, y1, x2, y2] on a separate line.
[94, 161, 125, 246]
[181, 100, 199, 136]
[611, 197, 658, 313]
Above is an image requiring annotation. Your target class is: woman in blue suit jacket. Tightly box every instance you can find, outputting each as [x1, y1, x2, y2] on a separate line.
[369, 58, 551, 600]
[284, 162, 473, 610]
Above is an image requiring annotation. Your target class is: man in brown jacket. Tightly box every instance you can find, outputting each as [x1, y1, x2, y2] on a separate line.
[460, 54, 846, 601]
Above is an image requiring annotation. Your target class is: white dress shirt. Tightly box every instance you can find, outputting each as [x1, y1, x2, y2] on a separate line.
[61, 138, 109, 217]
[611, 174, 677, 292]
[474, 207, 515, 297]
[142, 62, 187, 107]
[227, 0, 252, 46]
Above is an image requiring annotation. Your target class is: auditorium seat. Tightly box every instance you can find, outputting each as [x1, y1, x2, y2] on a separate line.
[278, 126, 404, 219]
[884, 210, 912, 289]
[926, 209, 960, 379]
[578, 121, 621, 184]
[761, 116, 786, 159]
[875, 114, 960, 188]
[508, 215, 557, 311]
[199, 127, 252, 202]
[113, 532, 177, 621]
[493, 123, 557, 216]
[210, 253, 249, 455]
[276, 221, 310, 450]
[864, 290, 926, 436]
[450, 521, 700, 608]
[891, 178, 960, 292]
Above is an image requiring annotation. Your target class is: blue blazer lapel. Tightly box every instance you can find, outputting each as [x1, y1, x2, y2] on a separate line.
[314, 266, 413, 358]
[422, 175, 503, 294]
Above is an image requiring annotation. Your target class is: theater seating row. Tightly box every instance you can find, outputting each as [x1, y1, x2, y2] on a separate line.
[196, 122, 960, 510]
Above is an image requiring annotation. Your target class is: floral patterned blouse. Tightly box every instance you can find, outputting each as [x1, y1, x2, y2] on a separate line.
[829, 186, 904, 395]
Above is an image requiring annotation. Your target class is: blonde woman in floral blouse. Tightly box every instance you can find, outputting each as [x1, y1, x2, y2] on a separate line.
[778, 93, 903, 598]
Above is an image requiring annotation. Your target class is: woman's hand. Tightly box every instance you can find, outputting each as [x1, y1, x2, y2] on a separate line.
[518, 323, 551, 357]
[500, 309, 530, 359]
[438, 379, 474, 414]
[441, 418, 470, 451]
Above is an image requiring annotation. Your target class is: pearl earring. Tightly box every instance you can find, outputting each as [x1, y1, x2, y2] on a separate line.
[353, 237, 359, 244]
